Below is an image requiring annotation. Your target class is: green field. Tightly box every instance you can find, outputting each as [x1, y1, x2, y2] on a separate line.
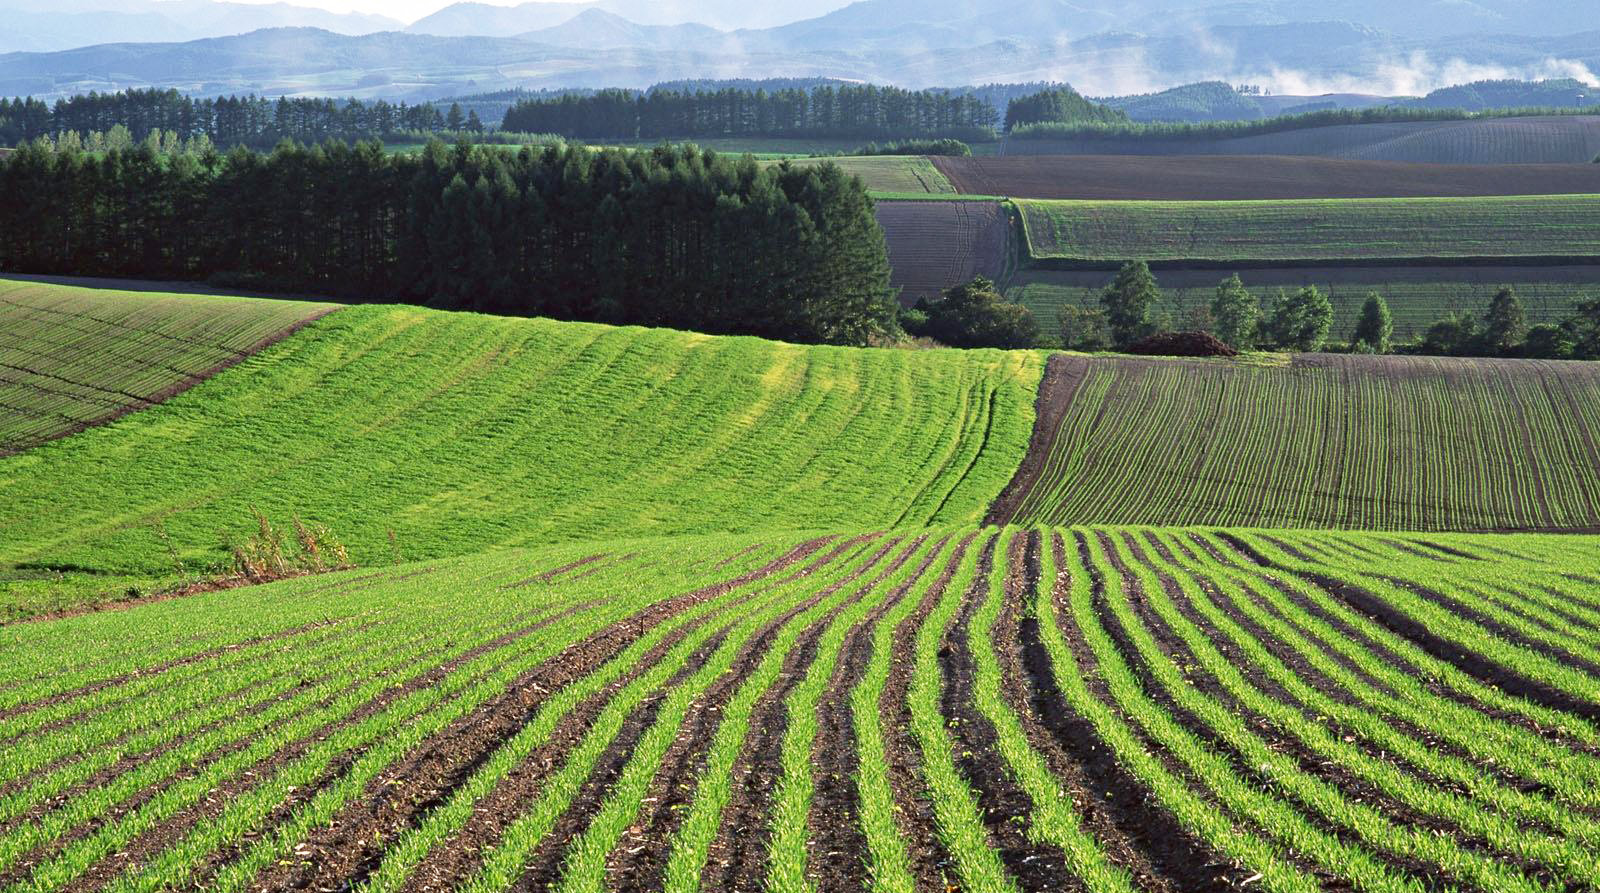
[5, 526, 1599, 893]
[1017, 195, 1600, 265]
[0, 288, 1040, 614]
[994, 353, 1600, 530]
[0, 281, 333, 454]
[1005, 271, 1598, 342]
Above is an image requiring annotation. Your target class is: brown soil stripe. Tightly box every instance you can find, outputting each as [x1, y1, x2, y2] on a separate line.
[1217, 534, 1600, 724]
[695, 536, 908, 893]
[940, 534, 1077, 892]
[804, 535, 949, 893]
[1375, 575, 1600, 676]
[878, 534, 978, 892]
[234, 540, 840, 893]
[43, 595, 616, 893]
[984, 353, 1088, 526]
[996, 533, 1207, 893]
[0, 619, 346, 722]
[1053, 533, 1250, 889]
[500, 554, 608, 590]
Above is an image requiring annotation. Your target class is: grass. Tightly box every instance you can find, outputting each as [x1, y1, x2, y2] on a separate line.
[1004, 273, 1599, 342]
[0, 280, 334, 454]
[1000, 353, 1600, 531]
[0, 288, 1041, 616]
[1016, 195, 1600, 265]
[4, 528, 1598, 891]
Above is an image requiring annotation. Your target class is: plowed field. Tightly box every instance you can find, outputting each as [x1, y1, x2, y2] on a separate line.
[876, 200, 1013, 303]
[5, 526, 1598, 893]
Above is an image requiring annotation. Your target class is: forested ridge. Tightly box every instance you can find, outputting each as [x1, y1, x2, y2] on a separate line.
[501, 84, 1000, 141]
[0, 89, 472, 149]
[0, 139, 898, 345]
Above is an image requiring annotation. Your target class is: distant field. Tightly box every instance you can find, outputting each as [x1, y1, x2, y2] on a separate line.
[992, 353, 1600, 530]
[1006, 266, 1600, 341]
[766, 155, 958, 194]
[1018, 195, 1600, 266]
[6, 524, 1600, 891]
[0, 280, 335, 455]
[934, 154, 1600, 200]
[599, 138, 1001, 159]
[875, 200, 1013, 303]
[0, 295, 1040, 609]
[1005, 115, 1600, 164]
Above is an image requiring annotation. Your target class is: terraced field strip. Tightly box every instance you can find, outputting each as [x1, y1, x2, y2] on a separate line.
[6, 527, 1598, 891]
[876, 200, 1013, 304]
[931, 154, 1600, 200]
[1017, 194, 1600, 266]
[0, 292, 1041, 616]
[0, 279, 336, 454]
[763, 156, 958, 195]
[1004, 267, 1598, 342]
[993, 352, 1600, 531]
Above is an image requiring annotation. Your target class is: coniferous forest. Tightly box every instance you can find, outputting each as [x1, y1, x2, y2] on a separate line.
[0, 139, 899, 345]
[500, 85, 1000, 141]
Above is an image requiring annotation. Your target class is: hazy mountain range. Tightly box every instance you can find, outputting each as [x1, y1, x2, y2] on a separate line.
[1, 0, 1597, 102]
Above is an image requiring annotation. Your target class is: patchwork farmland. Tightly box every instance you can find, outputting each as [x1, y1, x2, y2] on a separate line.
[4, 526, 1599, 893]
[875, 201, 1014, 303]
[1003, 115, 1600, 164]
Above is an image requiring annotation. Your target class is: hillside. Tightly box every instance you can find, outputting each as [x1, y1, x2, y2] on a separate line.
[0, 289, 1040, 604]
[991, 353, 1600, 530]
[1005, 116, 1600, 164]
[6, 524, 1599, 891]
[0, 280, 335, 454]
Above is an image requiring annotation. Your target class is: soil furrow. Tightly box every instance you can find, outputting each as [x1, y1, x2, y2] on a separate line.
[998, 533, 1208, 893]
[984, 354, 1089, 526]
[939, 534, 1076, 891]
[695, 535, 906, 893]
[877, 534, 978, 892]
[803, 534, 945, 893]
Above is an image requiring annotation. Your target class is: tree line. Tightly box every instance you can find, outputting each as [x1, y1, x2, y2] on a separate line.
[500, 85, 1000, 141]
[0, 89, 481, 150]
[1009, 104, 1600, 142]
[1004, 87, 1129, 132]
[0, 138, 899, 346]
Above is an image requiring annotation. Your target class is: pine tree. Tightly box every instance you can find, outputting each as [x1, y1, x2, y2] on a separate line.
[1350, 292, 1393, 354]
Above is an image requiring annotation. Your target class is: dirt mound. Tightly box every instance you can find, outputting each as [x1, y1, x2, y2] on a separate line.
[1125, 332, 1239, 358]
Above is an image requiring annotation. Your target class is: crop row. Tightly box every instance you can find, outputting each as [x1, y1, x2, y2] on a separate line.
[1017, 195, 1600, 265]
[0, 280, 332, 454]
[999, 353, 1600, 531]
[2, 527, 1597, 891]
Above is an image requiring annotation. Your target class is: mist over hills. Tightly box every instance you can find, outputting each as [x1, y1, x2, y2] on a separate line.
[0, 0, 401, 54]
[1, 0, 1597, 103]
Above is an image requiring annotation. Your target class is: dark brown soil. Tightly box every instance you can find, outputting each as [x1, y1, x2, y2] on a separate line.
[932, 154, 1600, 201]
[877, 534, 978, 891]
[939, 534, 1080, 891]
[984, 354, 1088, 526]
[696, 536, 906, 893]
[876, 200, 1011, 305]
[1126, 332, 1239, 358]
[1029, 534, 1239, 891]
